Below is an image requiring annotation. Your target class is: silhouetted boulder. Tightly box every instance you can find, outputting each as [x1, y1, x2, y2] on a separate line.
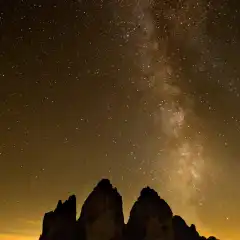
[77, 179, 124, 240]
[125, 187, 174, 240]
[39, 195, 77, 240]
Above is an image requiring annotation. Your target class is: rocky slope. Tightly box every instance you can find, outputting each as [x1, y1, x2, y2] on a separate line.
[39, 195, 77, 240]
[39, 179, 218, 240]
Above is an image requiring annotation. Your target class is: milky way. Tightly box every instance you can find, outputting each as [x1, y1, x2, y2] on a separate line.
[112, 0, 240, 236]
[115, 0, 208, 226]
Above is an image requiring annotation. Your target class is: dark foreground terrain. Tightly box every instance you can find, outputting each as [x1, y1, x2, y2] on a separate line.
[39, 179, 218, 240]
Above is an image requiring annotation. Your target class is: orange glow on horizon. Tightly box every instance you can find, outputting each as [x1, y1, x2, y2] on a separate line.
[0, 234, 38, 240]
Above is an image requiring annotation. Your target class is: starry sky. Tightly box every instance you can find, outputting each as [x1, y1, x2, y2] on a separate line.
[0, 0, 240, 239]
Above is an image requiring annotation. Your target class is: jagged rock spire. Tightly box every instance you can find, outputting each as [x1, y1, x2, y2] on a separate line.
[125, 186, 173, 240]
[77, 179, 124, 240]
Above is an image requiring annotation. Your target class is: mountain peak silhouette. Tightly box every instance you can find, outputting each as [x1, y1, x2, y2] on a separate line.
[39, 178, 219, 240]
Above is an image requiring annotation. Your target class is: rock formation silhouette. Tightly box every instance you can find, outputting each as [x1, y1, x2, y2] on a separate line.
[39, 195, 77, 240]
[77, 179, 124, 240]
[125, 187, 173, 240]
[39, 179, 219, 240]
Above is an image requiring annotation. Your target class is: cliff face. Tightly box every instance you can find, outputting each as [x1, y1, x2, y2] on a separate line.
[77, 179, 124, 240]
[39, 179, 219, 240]
[125, 187, 174, 240]
[39, 195, 77, 240]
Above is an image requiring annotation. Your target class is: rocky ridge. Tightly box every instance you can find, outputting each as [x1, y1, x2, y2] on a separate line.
[39, 179, 218, 240]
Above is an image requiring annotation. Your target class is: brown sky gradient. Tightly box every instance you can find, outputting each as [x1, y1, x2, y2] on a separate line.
[0, 0, 240, 240]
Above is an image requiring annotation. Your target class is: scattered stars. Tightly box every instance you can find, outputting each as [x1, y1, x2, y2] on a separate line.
[0, 0, 239, 239]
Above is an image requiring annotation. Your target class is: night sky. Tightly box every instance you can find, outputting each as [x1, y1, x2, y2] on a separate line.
[0, 0, 240, 239]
